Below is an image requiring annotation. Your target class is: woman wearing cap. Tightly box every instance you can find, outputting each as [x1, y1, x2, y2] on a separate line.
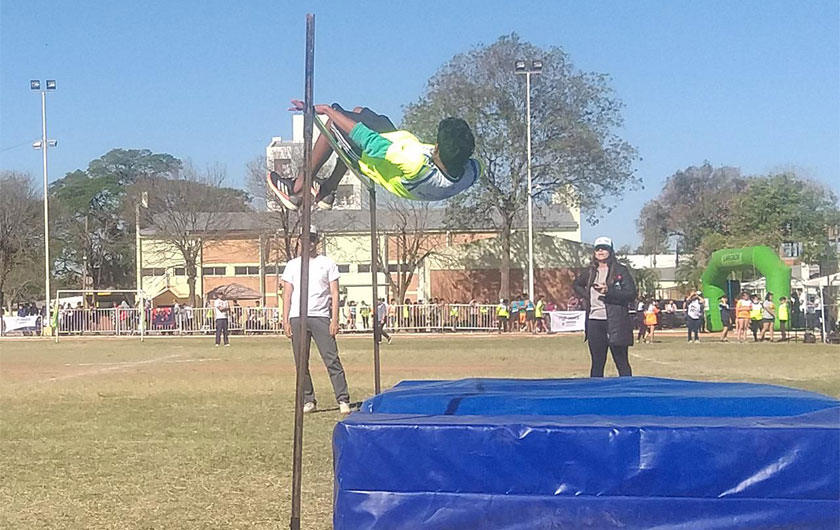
[573, 237, 638, 377]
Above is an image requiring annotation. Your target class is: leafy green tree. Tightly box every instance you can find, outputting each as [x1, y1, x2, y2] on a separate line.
[675, 255, 703, 293]
[88, 148, 180, 185]
[402, 33, 639, 299]
[634, 267, 660, 298]
[50, 149, 181, 289]
[639, 165, 839, 268]
[729, 173, 840, 263]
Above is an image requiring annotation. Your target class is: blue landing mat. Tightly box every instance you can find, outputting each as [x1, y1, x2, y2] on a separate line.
[334, 377, 840, 529]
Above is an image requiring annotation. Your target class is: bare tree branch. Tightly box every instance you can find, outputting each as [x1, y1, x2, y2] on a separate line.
[0, 172, 42, 308]
[138, 161, 250, 306]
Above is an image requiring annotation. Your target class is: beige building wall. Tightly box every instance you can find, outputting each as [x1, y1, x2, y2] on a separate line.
[140, 218, 582, 307]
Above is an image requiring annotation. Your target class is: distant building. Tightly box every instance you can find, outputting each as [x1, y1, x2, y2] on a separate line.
[266, 114, 364, 211]
[140, 205, 583, 307]
[621, 254, 683, 299]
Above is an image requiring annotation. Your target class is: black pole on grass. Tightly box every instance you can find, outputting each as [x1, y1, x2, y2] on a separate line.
[290, 13, 315, 530]
[369, 188, 382, 394]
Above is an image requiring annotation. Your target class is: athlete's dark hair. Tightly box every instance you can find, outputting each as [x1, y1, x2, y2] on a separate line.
[436, 117, 475, 178]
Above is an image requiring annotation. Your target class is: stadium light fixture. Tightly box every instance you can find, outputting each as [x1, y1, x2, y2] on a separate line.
[31, 79, 58, 335]
[514, 61, 542, 302]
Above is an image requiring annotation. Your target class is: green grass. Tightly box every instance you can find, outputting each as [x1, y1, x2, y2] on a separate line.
[1, 334, 838, 529]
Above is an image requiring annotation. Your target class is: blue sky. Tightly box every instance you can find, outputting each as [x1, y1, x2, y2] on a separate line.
[1, 0, 837, 247]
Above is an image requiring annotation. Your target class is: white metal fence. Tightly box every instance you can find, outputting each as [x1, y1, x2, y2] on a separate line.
[46, 304, 513, 337]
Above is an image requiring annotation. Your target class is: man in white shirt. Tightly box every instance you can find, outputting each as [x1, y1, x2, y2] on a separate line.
[282, 226, 350, 414]
[213, 294, 230, 346]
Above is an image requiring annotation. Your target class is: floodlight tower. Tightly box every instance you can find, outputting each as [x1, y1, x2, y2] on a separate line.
[31, 80, 58, 331]
[514, 61, 542, 302]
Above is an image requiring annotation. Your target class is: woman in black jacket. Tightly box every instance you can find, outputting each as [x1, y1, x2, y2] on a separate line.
[572, 237, 637, 377]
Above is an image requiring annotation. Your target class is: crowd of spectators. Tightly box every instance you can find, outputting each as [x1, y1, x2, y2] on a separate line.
[3, 287, 835, 340]
[630, 288, 833, 344]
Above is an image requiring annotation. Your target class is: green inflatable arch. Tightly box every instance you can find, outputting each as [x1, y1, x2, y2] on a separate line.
[701, 246, 791, 332]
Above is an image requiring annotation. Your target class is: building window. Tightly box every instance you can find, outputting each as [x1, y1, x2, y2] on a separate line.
[781, 241, 802, 258]
[265, 265, 285, 275]
[335, 184, 358, 208]
[273, 158, 292, 175]
[358, 264, 371, 273]
[174, 267, 186, 276]
[202, 266, 227, 276]
[337, 264, 350, 273]
[388, 263, 412, 273]
[234, 266, 260, 276]
[142, 268, 166, 276]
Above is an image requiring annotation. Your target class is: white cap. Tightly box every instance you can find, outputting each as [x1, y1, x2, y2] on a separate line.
[593, 236, 613, 249]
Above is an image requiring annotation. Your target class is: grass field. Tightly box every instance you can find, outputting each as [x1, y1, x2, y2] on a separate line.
[2, 333, 839, 529]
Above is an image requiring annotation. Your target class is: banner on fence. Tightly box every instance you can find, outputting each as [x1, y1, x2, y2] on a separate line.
[548, 311, 586, 332]
[2, 315, 41, 332]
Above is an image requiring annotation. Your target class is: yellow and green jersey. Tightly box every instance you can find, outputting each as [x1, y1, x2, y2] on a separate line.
[349, 123, 480, 201]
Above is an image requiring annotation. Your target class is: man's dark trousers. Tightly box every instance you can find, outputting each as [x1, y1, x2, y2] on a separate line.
[215, 318, 229, 345]
[290, 316, 349, 405]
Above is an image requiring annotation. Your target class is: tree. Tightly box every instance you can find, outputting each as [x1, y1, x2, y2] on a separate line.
[376, 199, 438, 302]
[633, 267, 660, 298]
[88, 148, 180, 185]
[139, 162, 250, 306]
[402, 33, 639, 299]
[730, 173, 840, 264]
[50, 149, 181, 289]
[638, 165, 840, 270]
[636, 162, 745, 253]
[245, 155, 301, 263]
[675, 255, 703, 293]
[0, 172, 42, 308]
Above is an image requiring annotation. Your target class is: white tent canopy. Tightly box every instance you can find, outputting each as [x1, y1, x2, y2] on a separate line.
[740, 277, 806, 291]
[801, 272, 840, 288]
[799, 272, 839, 343]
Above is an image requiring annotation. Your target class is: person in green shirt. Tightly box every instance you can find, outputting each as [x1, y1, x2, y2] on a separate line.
[359, 301, 371, 330]
[534, 297, 545, 333]
[269, 101, 479, 210]
[777, 296, 789, 342]
[749, 294, 763, 342]
[496, 299, 509, 333]
[479, 303, 490, 328]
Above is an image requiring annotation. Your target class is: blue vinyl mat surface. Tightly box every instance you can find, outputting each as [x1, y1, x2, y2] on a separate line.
[334, 377, 840, 529]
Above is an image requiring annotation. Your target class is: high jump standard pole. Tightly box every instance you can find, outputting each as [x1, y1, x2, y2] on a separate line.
[311, 117, 384, 394]
[369, 188, 382, 394]
[289, 13, 315, 530]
